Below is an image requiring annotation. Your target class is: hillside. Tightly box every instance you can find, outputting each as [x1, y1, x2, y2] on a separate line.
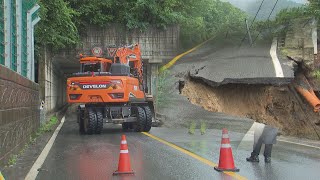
[226, 0, 305, 20]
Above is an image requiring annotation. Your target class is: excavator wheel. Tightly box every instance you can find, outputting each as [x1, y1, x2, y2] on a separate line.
[143, 106, 152, 132]
[95, 110, 104, 134]
[133, 107, 146, 132]
[78, 107, 85, 134]
[86, 109, 97, 135]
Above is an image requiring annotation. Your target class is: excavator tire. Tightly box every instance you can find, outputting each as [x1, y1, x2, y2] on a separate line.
[78, 108, 85, 134]
[86, 109, 97, 135]
[143, 106, 152, 132]
[95, 110, 104, 134]
[134, 107, 146, 132]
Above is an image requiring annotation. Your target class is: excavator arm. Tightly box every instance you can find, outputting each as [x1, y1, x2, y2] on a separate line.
[115, 44, 143, 83]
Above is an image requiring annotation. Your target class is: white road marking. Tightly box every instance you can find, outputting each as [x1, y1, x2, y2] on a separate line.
[240, 122, 320, 150]
[270, 38, 284, 77]
[277, 139, 320, 150]
[25, 116, 66, 180]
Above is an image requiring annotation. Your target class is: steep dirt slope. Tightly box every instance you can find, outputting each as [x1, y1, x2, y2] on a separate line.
[181, 78, 320, 139]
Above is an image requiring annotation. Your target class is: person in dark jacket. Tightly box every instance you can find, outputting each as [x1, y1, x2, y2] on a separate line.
[246, 123, 278, 163]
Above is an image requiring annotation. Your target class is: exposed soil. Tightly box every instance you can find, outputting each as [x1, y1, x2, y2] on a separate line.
[181, 78, 320, 140]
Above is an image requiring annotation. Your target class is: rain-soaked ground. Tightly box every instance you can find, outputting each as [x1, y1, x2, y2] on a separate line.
[151, 128, 320, 180]
[7, 109, 318, 180]
[34, 112, 237, 180]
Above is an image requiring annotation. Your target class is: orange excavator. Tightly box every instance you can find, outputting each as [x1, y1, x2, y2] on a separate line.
[67, 44, 154, 134]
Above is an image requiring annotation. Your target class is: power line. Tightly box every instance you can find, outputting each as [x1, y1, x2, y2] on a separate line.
[250, 0, 266, 26]
[252, 0, 280, 44]
[267, 0, 280, 20]
[239, 0, 266, 47]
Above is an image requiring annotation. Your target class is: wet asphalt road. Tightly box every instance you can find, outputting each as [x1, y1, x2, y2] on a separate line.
[151, 128, 320, 180]
[36, 111, 236, 180]
[35, 110, 320, 180]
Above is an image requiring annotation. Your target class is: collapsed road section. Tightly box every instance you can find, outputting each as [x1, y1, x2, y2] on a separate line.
[188, 40, 295, 86]
[180, 73, 320, 140]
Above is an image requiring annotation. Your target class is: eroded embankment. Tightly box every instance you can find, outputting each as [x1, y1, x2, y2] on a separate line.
[181, 78, 320, 140]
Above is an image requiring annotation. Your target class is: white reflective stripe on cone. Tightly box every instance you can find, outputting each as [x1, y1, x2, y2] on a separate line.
[121, 140, 127, 144]
[221, 144, 232, 148]
[120, 150, 129, 153]
[222, 134, 229, 138]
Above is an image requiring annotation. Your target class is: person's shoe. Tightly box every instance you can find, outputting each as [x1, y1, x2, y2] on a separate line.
[265, 157, 271, 163]
[246, 154, 259, 162]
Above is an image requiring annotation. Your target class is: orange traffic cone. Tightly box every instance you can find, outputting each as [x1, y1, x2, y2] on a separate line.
[214, 128, 239, 172]
[113, 135, 135, 175]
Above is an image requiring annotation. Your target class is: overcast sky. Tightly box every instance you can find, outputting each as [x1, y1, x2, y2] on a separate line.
[224, 0, 307, 11]
[290, 0, 307, 3]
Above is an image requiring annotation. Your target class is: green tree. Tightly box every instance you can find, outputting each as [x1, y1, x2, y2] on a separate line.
[36, 0, 79, 50]
[308, 0, 320, 19]
[65, 0, 246, 48]
[35, 0, 247, 50]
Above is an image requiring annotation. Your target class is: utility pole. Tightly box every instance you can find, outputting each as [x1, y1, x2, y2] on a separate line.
[245, 19, 253, 46]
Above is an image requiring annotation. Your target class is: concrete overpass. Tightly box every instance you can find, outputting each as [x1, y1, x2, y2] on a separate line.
[50, 25, 180, 95]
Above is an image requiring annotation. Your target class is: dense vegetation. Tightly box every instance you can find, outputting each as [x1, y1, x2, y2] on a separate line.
[36, 0, 79, 50]
[274, 0, 320, 23]
[245, 0, 319, 43]
[35, 0, 319, 50]
[35, 0, 246, 50]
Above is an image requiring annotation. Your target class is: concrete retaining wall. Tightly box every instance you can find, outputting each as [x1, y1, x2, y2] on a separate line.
[81, 25, 180, 62]
[52, 24, 180, 97]
[0, 65, 39, 166]
[53, 24, 180, 74]
[38, 47, 67, 122]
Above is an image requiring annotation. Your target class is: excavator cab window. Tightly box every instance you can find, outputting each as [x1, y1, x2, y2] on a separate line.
[129, 61, 138, 77]
[103, 62, 111, 72]
[82, 62, 102, 72]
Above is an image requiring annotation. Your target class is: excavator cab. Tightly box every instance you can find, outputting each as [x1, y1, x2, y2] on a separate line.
[110, 61, 130, 76]
[79, 57, 113, 73]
